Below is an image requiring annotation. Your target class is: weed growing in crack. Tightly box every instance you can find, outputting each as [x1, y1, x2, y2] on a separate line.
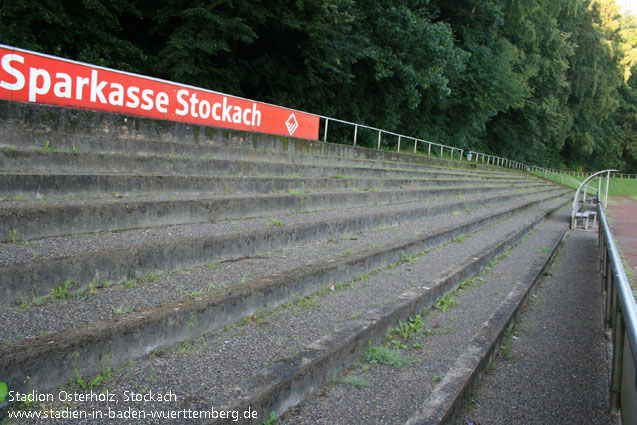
[9, 229, 33, 246]
[123, 277, 138, 289]
[460, 276, 485, 289]
[433, 373, 445, 383]
[333, 375, 370, 389]
[385, 315, 429, 349]
[144, 272, 162, 282]
[113, 305, 133, 315]
[52, 278, 72, 299]
[205, 260, 220, 270]
[186, 289, 206, 298]
[71, 354, 112, 391]
[179, 339, 199, 355]
[434, 291, 458, 312]
[292, 295, 317, 312]
[400, 254, 419, 265]
[262, 411, 279, 425]
[364, 340, 414, 367]
[40, 140, 60, 152]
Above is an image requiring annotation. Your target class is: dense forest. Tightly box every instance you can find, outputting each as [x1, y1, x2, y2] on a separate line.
[1, 0, 636, 172]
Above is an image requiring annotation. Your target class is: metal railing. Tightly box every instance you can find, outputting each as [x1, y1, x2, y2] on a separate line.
[320, 116, 464, 162]
[318, 117, 634, 177]
[466, 151, 526, 170]
[318, 116, 527, 170]
[599, 203, 637, 421]
[530, 167, 597, 179]
[611, 173, 637, 179]
[319, 112, 637, 420]
[530, 167, 637, 181]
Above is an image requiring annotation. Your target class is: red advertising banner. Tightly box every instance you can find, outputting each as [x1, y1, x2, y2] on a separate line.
[0, 45, 320, 140]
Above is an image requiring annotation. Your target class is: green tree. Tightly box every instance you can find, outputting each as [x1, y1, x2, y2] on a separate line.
[0, 0, 147, 72]
[1, 0, 635, 171]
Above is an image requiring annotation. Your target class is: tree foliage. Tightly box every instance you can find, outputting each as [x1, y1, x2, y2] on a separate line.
[1, 0, 636, 171]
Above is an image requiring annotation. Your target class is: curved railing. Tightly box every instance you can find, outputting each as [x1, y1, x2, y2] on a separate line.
[570, 170, 617, 229]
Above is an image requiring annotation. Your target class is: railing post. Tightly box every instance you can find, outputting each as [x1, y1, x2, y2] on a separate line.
[604, 171, 611, 209]
[604, 245, 611, 299]
[324, 118, 329, 142]
[397, 136, 401, 152]
[414, 139, 417, 154]
[610, 306, 625, 416]
[600, 239, 606, 294]
[440, 145, 443, 159]
[377, 131, 382, 150]
[353, 125, 358, 146]
[428, 142, 432, 157]
[607, 272, 616, 331]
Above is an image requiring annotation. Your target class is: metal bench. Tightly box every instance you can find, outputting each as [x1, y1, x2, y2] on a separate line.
[574, 210, 597, 230]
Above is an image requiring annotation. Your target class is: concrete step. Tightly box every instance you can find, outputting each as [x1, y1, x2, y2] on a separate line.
[0, 100, 564, 424]
[283, 208, 570, 425]
[0, 173, 540, 201]
[0, 148, 537, 183]
[454, 231, 617, 425]
[0, 194, 570, 423]
[0, 137, 519, 180]
[0, 100, 520, 176]
[0, 183, 548, 242]
[0, 192, 569, 411]
[1, 190, 566, 342]
[0, 187, 566, 307]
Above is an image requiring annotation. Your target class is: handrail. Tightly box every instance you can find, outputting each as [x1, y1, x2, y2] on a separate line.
[319, 116, 465, 163]
[599, 203, 637, 418]
[317, 116, 634, 176]
[530, 166, 637, 180]
[318, 116, 528, 170]
[533, 168, 596, 188]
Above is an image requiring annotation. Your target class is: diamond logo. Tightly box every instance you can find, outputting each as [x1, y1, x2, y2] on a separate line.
[285, 113, 299, 136]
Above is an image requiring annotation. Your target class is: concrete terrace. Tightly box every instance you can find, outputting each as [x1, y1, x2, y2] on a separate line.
[0, 99, 618, 424]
